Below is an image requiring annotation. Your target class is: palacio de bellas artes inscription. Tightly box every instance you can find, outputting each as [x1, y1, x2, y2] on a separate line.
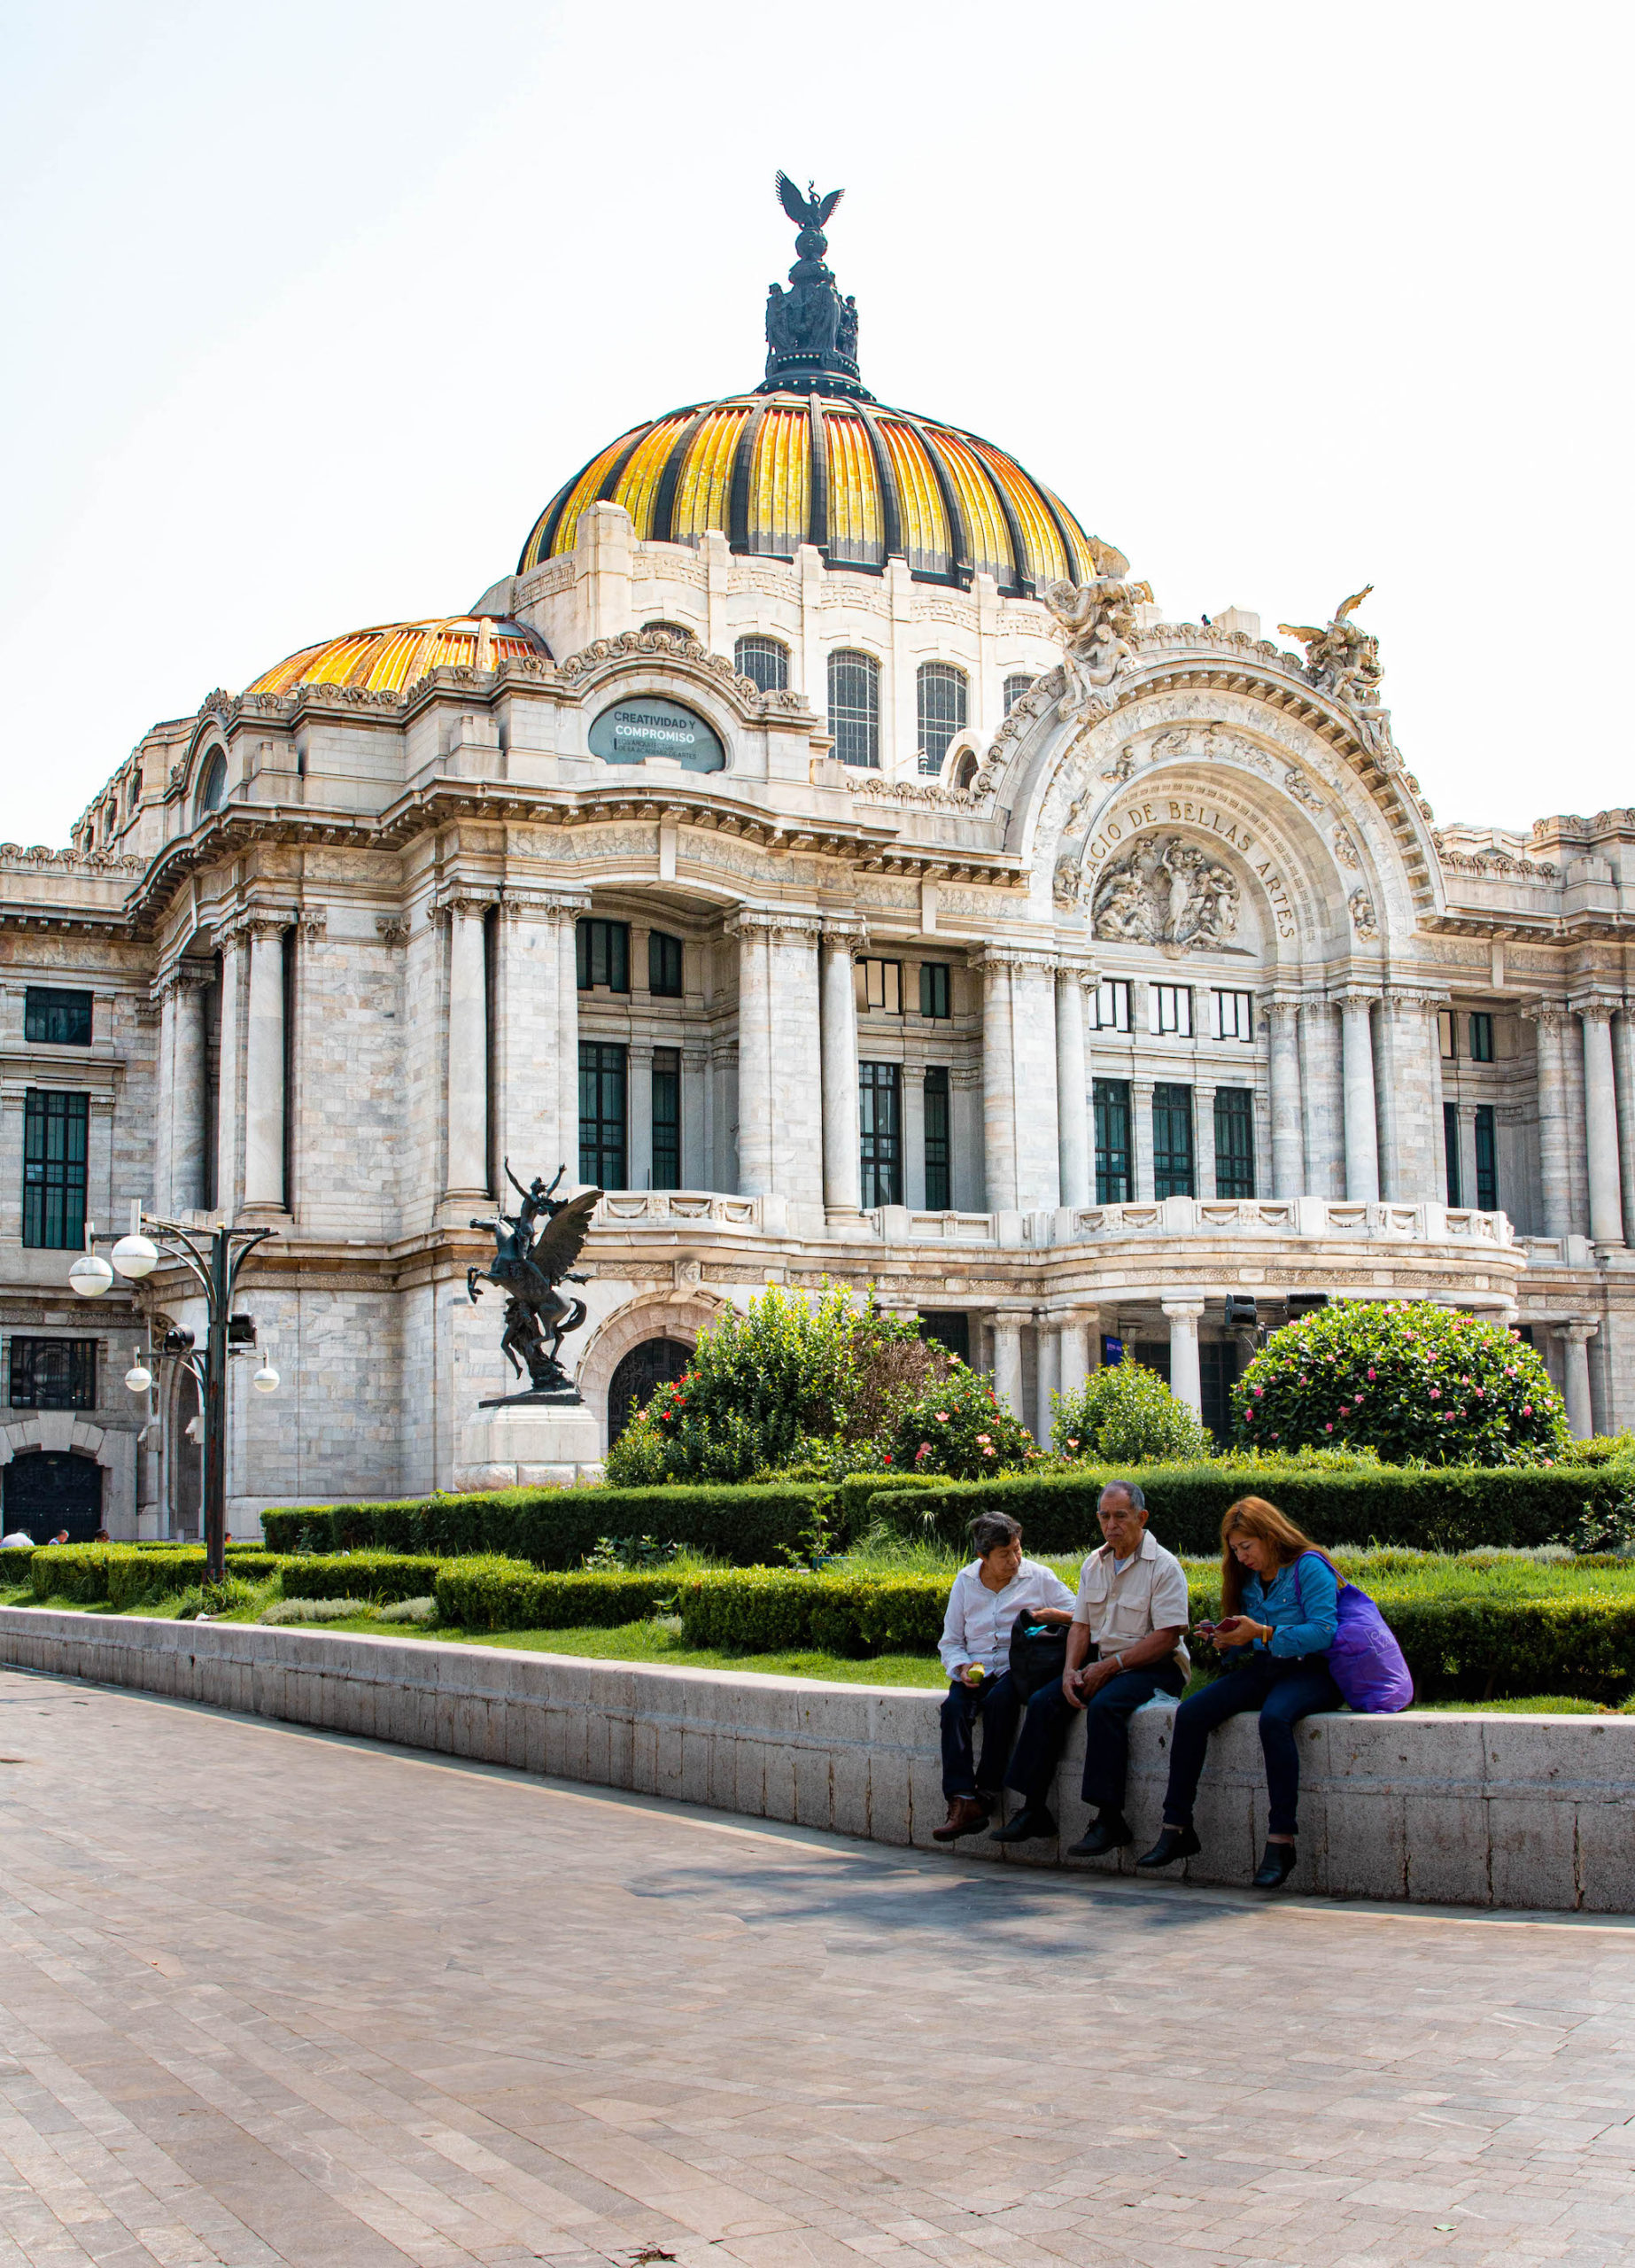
[3, 172, 1631, 1541]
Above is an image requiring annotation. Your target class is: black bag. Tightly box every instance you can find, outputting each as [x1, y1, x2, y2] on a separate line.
[1008, 1613, 1069, 1700]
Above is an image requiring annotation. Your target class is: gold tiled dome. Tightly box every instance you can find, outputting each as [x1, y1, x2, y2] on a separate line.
[516, 392, 1099, 598]
[246, 614, 548, 697]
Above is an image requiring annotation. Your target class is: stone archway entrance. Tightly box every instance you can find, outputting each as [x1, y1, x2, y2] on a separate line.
[3, 1450, 103, 1542]
[607, 1339, 691, 1444]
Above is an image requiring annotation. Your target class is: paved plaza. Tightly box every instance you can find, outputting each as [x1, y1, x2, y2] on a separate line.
[0, 1668, 1630, 2267]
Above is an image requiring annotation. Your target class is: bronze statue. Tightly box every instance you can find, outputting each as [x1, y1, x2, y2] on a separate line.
[469, 1161, 601, 1403]
[761, 169, 868, 397]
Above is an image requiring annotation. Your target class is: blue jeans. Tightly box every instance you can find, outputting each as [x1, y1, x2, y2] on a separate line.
[1005, 1663, 1187, 1814]
[1162, 1652, 1343, 1838]
[940, 1671, 1021, 1799]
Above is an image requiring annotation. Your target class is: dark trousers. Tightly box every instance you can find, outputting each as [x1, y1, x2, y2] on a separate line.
[1162, 1652, 1343, 1838]
[1005, 1662, 1188, 1815]
[940, 1671, 1021, 1799]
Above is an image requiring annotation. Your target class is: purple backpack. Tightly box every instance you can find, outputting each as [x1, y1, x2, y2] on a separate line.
[1295, 1551, 1414, 1713]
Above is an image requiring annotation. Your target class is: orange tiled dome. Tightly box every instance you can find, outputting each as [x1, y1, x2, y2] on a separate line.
[517, 392, 1098, 600]
[246, 615, 548, 697]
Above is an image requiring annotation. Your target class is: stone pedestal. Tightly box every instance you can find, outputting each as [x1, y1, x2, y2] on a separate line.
[453, 1403, 603, 1492]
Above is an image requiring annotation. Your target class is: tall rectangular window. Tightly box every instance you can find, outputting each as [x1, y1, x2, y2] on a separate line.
[1093, 979, 1132, 1033]
[1213, 1087, 1255, 1199]
[1474, 1103, 1498, 1210]
[857, 958, 903, 1014]
[577, 1042, 627, 1188]
[8, 1338, 96, 1411]
[858, 1061, 902, 1207]
[1438, 1008, 1458, 1060]
[1152, 1083, 1196, 1198]
[919, 961, 950, 1019]
[647, 930, 684, 997]
[1200, 1342, 1241, 1445]
[651, 1047, 680, 1190]
[23, 1091, 88, 1249]
[827, 649, 880, 769]
[924, 1065, 950, 1209]
[1094, 1078, 1132, 1202]
[24, 989, 92, 1045]
[577, 920, 630, 992]
[916, 661, 967, 774]
[1211, 989, 1254, 1042]
[1150, 983, 1193, 1037]
[1443, 1100, 1462, 1205]
[1468, 1012, 1494, 1063]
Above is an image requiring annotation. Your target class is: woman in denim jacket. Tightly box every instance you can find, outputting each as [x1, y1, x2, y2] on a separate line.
[1137, 1496, 1342, 1891]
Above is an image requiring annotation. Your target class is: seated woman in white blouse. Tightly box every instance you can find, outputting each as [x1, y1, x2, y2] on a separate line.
[934, 1511, 1075, 1843]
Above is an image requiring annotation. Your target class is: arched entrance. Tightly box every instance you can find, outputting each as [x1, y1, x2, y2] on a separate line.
[607, 1339, 691, 1443]
[3, 1450, 103, 1542]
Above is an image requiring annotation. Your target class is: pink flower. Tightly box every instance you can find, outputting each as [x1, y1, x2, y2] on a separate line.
[1253, 1386, 1265, 1398]
[1429, 1388, 1440, 1400]
[976, 1433, 991, 1445]
[982, 1445, 996, 1456]
[882, 1452, 893, 1463]
[935, 1411, 949, 1422]
[1324, 1423, 1334, 1433]
[1522, 1404, 1532, 1416]
[1067, 1438, 1080, 1449]
[1367, 1368, 1376, 1380]
[1474, 1387, 1484, 1398]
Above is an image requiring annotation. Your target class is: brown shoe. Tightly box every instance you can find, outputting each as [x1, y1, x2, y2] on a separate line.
[933, 1797, 989, 1843]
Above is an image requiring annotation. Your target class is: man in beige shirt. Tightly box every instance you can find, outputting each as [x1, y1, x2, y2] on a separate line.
[991, 1481, 1190, 1853]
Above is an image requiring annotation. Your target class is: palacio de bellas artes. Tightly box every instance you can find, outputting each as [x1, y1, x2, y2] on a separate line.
[3, 179, 1632, 1543]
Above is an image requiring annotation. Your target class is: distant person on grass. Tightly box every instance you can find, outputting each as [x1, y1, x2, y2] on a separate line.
[934, 1512, 1074, 1843]
[1137, 1495, 1343, 1891]
[994, 1481, 1189, 1852]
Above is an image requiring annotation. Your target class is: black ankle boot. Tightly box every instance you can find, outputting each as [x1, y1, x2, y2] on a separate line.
[1135, 1824, 1201, 1869]
[988, 1805, 1057, 1844]
[1251, 1841, 1298, 1890]
[1066, 1813, 1131, 1859]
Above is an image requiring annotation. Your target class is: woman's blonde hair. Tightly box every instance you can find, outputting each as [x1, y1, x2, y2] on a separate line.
[1220, 1495, 1340, 1618]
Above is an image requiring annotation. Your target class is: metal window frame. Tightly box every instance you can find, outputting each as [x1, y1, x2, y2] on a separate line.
[826, 649, 880, 770]
[858, 1060, 903, 1208]
[733, 633, 790, 693]
[1002, 672, 1034, 716]
[915, 660, 968, 775]
[923, 1063, 950, 1210]
[1474, 1102, 1498, 1210]
[1444, 1099, 1462, 1206]
[1093, 1076, 1132, 1202]
[651, 1046, 680, 1191]
[577, 918, 631, 994]
[577, 1040, 628, 1188]
[1468, 1012, 1494, 1063]
[1093, 978, 1132, 1032]
[1150, 983, 1193, 1038]
[918, 961, 950, 1019]
[22, 1088, 89, 1251]
[647, 929, 684, 998]
[1437, 1007, 1458, 1060]
[7, 1335, 97, 1412]
[858, 957, 903, 1014]
[1213, 1085, 1256, 1199]
[24, 988, 93, 1046]
[1210, 988, 1254, 1042]
[1151, 1081, 1196, 1198]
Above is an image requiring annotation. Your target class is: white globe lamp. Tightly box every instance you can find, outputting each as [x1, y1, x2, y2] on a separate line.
[69, 1248, 113, 1298]
[252, 1359, 280, 1395]
[111, 1200, 159, 1280]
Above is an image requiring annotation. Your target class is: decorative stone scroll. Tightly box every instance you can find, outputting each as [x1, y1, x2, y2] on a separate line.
[1090, 835, 1239, 953]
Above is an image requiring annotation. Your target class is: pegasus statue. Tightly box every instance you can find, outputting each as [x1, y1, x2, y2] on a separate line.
[469, 1161, 601, 1403]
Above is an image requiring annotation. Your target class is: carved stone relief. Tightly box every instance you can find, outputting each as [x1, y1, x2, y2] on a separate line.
[1331, 825, 1361, 870]
[1091, 835, 1240, 953]
[1348, 887, 1379, 940]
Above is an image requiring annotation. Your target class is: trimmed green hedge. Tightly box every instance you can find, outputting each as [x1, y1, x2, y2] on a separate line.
[277, 1554, 449, 1606]
[29, 1546, 284, 1609]
[865, 1464, 1628, 1556]
[434, 1557, 683, 1632]
[262, 1484, 825, 1567]
[0, 1548, 33, 1581]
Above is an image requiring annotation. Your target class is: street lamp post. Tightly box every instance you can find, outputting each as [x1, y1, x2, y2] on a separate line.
[70, 1205, 279, 1583]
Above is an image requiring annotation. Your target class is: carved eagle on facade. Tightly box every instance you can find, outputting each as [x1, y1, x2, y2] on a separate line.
[776, 172, 844, 230]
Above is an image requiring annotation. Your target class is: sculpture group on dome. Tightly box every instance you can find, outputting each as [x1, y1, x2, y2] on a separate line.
[762, 170, 867, 397]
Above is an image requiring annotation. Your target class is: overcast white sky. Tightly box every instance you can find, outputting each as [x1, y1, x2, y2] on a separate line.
[2, 0, 1629, 844]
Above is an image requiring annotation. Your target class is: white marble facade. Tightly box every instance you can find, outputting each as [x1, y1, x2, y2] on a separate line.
[4, 426, 1633, 1534]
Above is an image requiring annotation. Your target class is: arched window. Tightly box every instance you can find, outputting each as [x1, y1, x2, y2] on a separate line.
[917, 662, 968, 775]
[827, 649, 879, 770]
[640, 618, 694, 641]
[953, 750, 980, 791]
[734, 634, 789, 693]
[196, 750, 228, 819]
[1003, 672, 1035, 715]
[607, 1338, 692, 1444]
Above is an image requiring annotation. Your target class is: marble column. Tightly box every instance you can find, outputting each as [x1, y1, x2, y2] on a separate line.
[1058, 1311, 1093, 1401]
[1338, 990, 1380, 1202]
[169, 970, 210, 1213]
[1614, 1006, 1635, 1247]
[820, 923, 862, 1216]
[1578, 1002, 1624, 1245]
[242, 920, 287, 1211]
[1132, 1076, 1156, 1203]
[1055, 967, 1090, 1208]
[1265, 999, 1304, 1199]
[1162, 1295, 1205, 1417]
[444, 900, 489, 1200]
[734, 915, 774, 1198]
[1193, 1079, 1217, 1200]
[492, 895, 583, 1190]
[1034, 1317, 1059, 1448]
[1528, 1002, 1574, 1237]
[1457, 1105, 1479, 1216]
[1555, 1320, 1597, 1441]
[991, 1312, 1025, 1422]
[214, 930, 243, 1218]
[980, 952, 1016, 1213]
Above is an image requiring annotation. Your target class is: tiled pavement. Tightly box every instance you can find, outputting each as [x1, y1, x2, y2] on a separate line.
[0, 1668, 1631, 2268]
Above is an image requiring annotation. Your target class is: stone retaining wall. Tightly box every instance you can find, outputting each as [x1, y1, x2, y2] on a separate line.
[2, 1607, 1630, 1912]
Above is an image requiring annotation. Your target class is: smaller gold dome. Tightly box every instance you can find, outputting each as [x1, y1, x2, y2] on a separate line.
[246, 615, 548, 697]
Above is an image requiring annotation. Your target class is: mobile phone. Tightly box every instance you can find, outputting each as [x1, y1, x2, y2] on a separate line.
[1194, 1620, 1218, 1637]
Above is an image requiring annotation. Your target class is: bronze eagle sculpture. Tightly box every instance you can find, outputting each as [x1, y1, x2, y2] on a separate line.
[776, 172, 843, 232]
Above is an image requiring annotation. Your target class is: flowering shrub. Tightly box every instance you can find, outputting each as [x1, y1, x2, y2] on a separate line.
[604, 1284, 924, 1486]
[1051, 1359, 1213, 1464]
[1231, 1300, 1570, 1466]
[884, 1363, 1037, 1480]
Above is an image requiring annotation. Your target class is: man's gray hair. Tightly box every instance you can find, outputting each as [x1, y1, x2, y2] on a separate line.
[971, 1511, 1024, 1557]
[1098, 1480, 1147, 1512]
